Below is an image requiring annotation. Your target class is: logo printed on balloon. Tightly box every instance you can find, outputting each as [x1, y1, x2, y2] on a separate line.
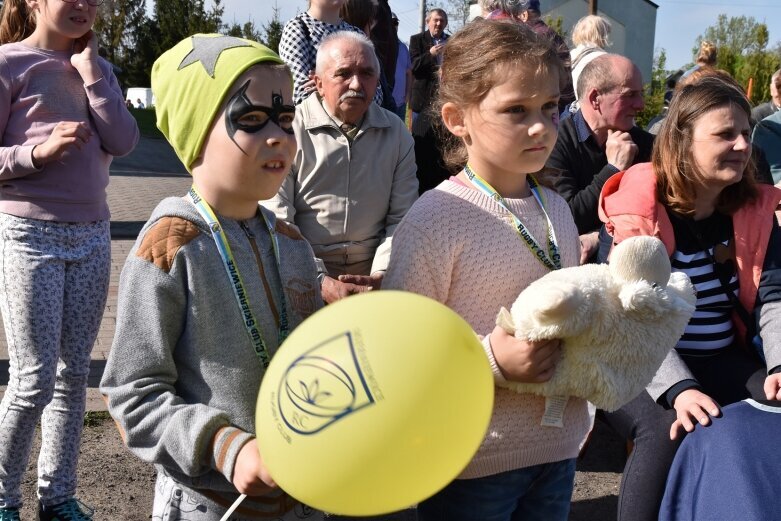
[276, 331, 376, 436]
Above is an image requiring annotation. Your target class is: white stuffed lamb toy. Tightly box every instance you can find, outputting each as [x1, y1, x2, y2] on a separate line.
[496, 235, 696, 412]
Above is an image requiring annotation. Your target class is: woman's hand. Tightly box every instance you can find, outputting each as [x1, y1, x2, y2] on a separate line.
[489, 325, 562, 383]
[579, 231, 600, 264]
[32, 121, 92, 167]
[669, 388, 720, 440]
[232, 439, 277, 495]
[763, 373, 781, 400]
[70, 30, 102, 84]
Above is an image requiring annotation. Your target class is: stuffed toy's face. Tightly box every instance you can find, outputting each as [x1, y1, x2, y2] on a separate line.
[609, 236, 671, 288]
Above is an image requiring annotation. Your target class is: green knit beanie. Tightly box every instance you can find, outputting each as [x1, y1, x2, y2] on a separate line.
[151, 34, 286, 171]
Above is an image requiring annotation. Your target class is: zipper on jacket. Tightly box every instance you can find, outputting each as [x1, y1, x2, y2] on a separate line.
[239, 220, 281, 327]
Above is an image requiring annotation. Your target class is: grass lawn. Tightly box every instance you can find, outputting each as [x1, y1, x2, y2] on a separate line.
[129, 107, 164, 139]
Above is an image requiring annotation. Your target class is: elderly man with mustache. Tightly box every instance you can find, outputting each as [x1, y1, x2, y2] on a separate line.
[263, 31, 418, 304]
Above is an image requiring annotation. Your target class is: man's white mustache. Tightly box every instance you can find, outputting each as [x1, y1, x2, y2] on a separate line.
[339, 90, 365, 102]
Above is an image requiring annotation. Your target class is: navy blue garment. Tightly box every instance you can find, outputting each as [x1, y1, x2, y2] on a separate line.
[659, 399, 781, 521]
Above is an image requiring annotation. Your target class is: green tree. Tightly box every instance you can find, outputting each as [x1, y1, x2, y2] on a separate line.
[154, 0, 225, 55]
[124, 17, 160, 87]
[637, 48, 668, 129]
[263, 5, 284, 53]
[544, 16, 568, 42]
[225, 22, 244, 38]
[93, 0, 149, 87]
[694, 14, 780, 103]
[223, 19, 262, 43]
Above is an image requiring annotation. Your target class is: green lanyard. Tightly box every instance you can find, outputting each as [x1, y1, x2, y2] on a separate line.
[187, 187, 289, 368]
[463, 164, 562, 271]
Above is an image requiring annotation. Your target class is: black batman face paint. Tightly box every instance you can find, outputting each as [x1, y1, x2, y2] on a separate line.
[225, 79, 295, 154]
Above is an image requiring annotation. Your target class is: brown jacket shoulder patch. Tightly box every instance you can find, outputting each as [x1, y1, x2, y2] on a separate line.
[275, 220, 304, 241]
[136, 216, 200, 273]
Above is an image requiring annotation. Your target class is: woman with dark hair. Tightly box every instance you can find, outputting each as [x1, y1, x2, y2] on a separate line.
[339, 0, 397, 113]
[339, 0, 377, 34]
[597, 75, 781, 521]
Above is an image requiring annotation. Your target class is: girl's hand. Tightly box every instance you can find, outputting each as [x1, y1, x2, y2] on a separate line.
[488, 325, 562, 383]
[763, 373, 781, 400]
[669, 388, 720, 440]
[32, 121, 92, 167]
[232, 439, 277, 495]
[70, 30, 102, 84]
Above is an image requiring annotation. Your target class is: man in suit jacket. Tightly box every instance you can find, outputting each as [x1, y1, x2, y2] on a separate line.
[409, 8, 447, 115]
[409, 8, 450, 193]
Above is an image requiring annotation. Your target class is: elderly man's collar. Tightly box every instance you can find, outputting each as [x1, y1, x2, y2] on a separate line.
[318, 95, 366, 139]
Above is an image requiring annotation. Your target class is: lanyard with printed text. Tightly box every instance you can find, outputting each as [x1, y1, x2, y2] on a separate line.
[464, 164, 562, 271]
[187, 187, 288, 368]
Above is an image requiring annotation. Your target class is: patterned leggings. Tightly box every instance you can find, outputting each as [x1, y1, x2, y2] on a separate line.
[0, 215, 110, 509]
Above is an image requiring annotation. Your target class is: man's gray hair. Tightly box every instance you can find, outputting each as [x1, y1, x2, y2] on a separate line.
[315, 31, 380, 76]
[577, 53, 621, 100]
[426, 8, 448, 21]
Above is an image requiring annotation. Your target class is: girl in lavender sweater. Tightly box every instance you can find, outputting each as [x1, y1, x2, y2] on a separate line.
[0, 1, 138, 519]
[384, 19, 590, 521]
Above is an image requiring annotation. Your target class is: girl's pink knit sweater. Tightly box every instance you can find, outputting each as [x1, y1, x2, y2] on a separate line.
[384, 179, 591, 479]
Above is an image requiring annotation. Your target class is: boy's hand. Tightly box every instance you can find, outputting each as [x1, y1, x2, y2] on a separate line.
[488, 325, 562, 383]
[321, 275, 371, 304]
[32, 121, 92, 167]
[232, 439, 277, 495]
[70, 30, 102, 84]
[669, 388, 720, 440]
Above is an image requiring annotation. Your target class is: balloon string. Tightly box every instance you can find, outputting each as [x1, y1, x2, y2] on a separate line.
[219, 494, 247, 521]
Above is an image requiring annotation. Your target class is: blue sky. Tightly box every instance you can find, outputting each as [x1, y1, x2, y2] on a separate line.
[204, 0, 781, 72]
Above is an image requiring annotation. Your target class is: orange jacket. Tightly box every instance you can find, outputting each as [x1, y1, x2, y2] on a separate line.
[599, 162, 781, 344]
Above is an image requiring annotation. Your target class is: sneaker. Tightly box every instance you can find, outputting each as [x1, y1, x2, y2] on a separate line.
[0, 508, 21, 521]
[38, 499, 94, 521]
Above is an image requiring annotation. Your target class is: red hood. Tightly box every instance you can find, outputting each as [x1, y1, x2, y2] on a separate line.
[598, 162, 658, 225]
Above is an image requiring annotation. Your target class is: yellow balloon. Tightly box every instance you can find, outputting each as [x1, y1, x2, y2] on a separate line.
[256, 290, 494, 516]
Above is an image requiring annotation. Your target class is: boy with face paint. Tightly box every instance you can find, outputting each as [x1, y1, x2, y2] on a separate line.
[99, 34, 324, 520]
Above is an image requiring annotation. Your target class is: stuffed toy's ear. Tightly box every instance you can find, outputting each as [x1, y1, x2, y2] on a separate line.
[531, 282, 582, 324]
[496, 307, 516, 334]
[619, 280, 668, 314]
[665, 272, 697, 311]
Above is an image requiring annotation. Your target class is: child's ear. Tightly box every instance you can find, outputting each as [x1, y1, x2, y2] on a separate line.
[441, 102, 467, 138]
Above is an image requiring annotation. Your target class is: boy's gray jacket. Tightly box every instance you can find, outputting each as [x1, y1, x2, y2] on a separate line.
[100, 196, 323, 494]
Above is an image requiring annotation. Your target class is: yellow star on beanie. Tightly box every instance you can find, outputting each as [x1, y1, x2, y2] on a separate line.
[152, 34, 286, 171]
